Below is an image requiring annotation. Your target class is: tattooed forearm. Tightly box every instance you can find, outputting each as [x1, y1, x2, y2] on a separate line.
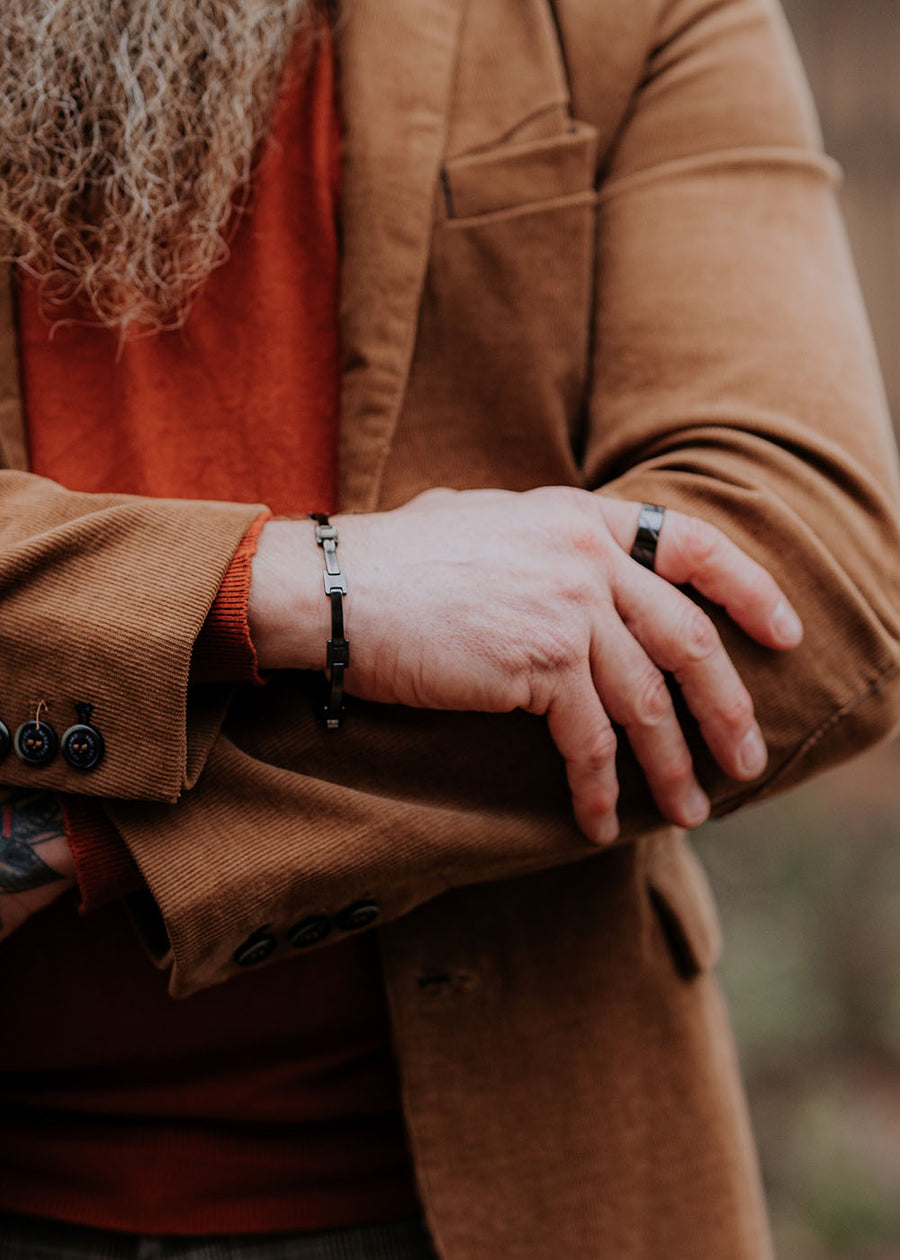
[0, 789, 66, 896]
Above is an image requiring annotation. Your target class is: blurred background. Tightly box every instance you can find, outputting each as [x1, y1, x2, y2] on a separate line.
[694, 3, 900, 1255]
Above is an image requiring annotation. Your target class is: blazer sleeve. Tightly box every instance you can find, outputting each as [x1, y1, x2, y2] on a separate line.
[576, 0, 900, 805]
[0, 465, 264, 802]
[107, 0, 900, 996]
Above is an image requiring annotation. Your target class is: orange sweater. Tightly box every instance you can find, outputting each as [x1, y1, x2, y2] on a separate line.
[0, 29, 417, 1236]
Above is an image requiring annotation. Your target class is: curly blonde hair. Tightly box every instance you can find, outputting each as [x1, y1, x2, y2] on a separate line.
[0, 0, 314, 332]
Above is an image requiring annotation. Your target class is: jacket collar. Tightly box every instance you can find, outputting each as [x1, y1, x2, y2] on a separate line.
[0, 1, 469, 496]
[335, 0, 467, 511]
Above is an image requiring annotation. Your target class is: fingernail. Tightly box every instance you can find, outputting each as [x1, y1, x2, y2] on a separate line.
[772, 599, 803, 646]
[684, 786, 710, 828]
[597, 814, 620, 846]
[738, 727, 767, 778]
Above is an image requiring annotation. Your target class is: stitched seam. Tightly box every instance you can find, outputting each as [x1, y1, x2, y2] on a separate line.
[443, 187, 597, 230]
[781, 664, 900, 765]
[716, 663, 900, 816]
[597, 146, 841, 204]
[444, 97, 571, 162]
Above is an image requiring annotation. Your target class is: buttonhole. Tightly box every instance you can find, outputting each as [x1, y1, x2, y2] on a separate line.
[417, 970, 478, 996]
[439, 168, 455, 220]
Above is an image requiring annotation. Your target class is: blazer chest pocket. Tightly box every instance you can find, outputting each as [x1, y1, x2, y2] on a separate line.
[439, 120, 599, 222]
[389, 121, 601, 499]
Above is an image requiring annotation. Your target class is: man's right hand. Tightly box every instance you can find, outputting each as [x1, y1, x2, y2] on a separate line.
[248, 487, 803, 846]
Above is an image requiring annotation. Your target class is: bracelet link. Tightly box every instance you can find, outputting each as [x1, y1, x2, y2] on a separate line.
[323, 570, 348, 596]
[311, 514, 349, 729]
[327, 639, 350, 671]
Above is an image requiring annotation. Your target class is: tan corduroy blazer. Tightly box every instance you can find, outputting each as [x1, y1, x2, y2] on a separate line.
[3, 0, 900, 1255]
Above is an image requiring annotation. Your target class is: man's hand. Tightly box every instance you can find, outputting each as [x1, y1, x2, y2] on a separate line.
[249, 488, 803, 845]
[0, 789, 75, 942]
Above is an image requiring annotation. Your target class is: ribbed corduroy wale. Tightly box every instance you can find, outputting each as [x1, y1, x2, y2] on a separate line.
[1, 0, 900, 1256]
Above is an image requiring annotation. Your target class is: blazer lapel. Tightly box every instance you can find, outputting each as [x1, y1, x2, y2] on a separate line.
[0, 259, 27, 472]
[335, 0, 467, 512]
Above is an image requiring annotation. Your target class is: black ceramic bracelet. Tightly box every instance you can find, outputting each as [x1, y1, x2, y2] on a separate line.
[310, 513, 349, 729]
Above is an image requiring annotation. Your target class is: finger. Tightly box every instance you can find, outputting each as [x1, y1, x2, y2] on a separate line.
[589, 611, 710, 829]
[656, 511, 802, 649]
[544, 669, 621, 846]
[612, 558, 768, 782]
[596, 498, 803, 651]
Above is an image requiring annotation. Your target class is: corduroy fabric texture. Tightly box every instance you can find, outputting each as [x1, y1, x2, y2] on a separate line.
[99, 0, 900, 997]
[66, 512, 271, 912]
[1, 0, 900, 1256]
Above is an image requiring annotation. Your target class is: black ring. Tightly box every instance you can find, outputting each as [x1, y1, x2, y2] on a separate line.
[630, 504, 666, 572]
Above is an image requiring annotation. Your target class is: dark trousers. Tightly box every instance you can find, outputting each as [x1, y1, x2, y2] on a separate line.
[0, 1215, 439, 1260]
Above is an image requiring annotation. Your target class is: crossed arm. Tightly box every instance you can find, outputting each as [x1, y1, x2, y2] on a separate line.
[0, 487, 803, 941]
[251, 490, 803, 840]
[3, 0, 900, 974]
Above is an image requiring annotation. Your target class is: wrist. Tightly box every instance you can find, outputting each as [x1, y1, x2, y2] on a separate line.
[247, 518, 331, 670]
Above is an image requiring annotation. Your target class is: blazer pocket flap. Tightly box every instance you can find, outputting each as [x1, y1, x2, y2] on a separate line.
[646, 832, 723, 977]
[442, 120, 599, 220]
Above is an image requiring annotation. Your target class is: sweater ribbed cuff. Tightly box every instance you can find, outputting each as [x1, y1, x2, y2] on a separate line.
[191, 511, 272, 686]
[62, 796, 145, 913]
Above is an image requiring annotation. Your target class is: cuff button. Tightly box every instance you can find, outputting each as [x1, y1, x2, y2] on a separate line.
[233, 929, 277, 968]
[0, 721, 10, 759]
[62, 703, 104, 771]
[289, 916, 333, 950]
[14, 720, 58, 767]
[336, 900, 381, 932]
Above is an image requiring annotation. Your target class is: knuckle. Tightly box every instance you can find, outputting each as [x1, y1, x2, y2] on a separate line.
[527, 487, 605, 558]
[581, 727, 618, 775]
[679, 606, 720, 663]
[631, 669, 671, 727]
[550, 574, 594, 610]
[654, 749, 694, 790]
[748, 568, 778, 606]
[567, 524, 604, 560]
[584, 779, 620, 817]
[717, 690, 754, 732]
[526, 484, 583, 515]
[407, 486, 457, 507]
[526, 485, 562, 504]
[679, 516, 721, 570]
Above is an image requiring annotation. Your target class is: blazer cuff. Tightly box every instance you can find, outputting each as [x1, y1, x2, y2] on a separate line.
[191, 511, 272, 687]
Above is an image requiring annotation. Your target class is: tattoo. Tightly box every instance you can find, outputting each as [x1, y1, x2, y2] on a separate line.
[0, 789, 65, 895]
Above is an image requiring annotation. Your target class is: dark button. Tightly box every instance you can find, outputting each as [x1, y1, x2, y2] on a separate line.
[336, 900, 381, 932]
[14, 720, 58, 767]
[0, 720, 10, 760]
[288, 915, 333, 950]
[62, 722, 105, 771]
[233, 928, 277, 968]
